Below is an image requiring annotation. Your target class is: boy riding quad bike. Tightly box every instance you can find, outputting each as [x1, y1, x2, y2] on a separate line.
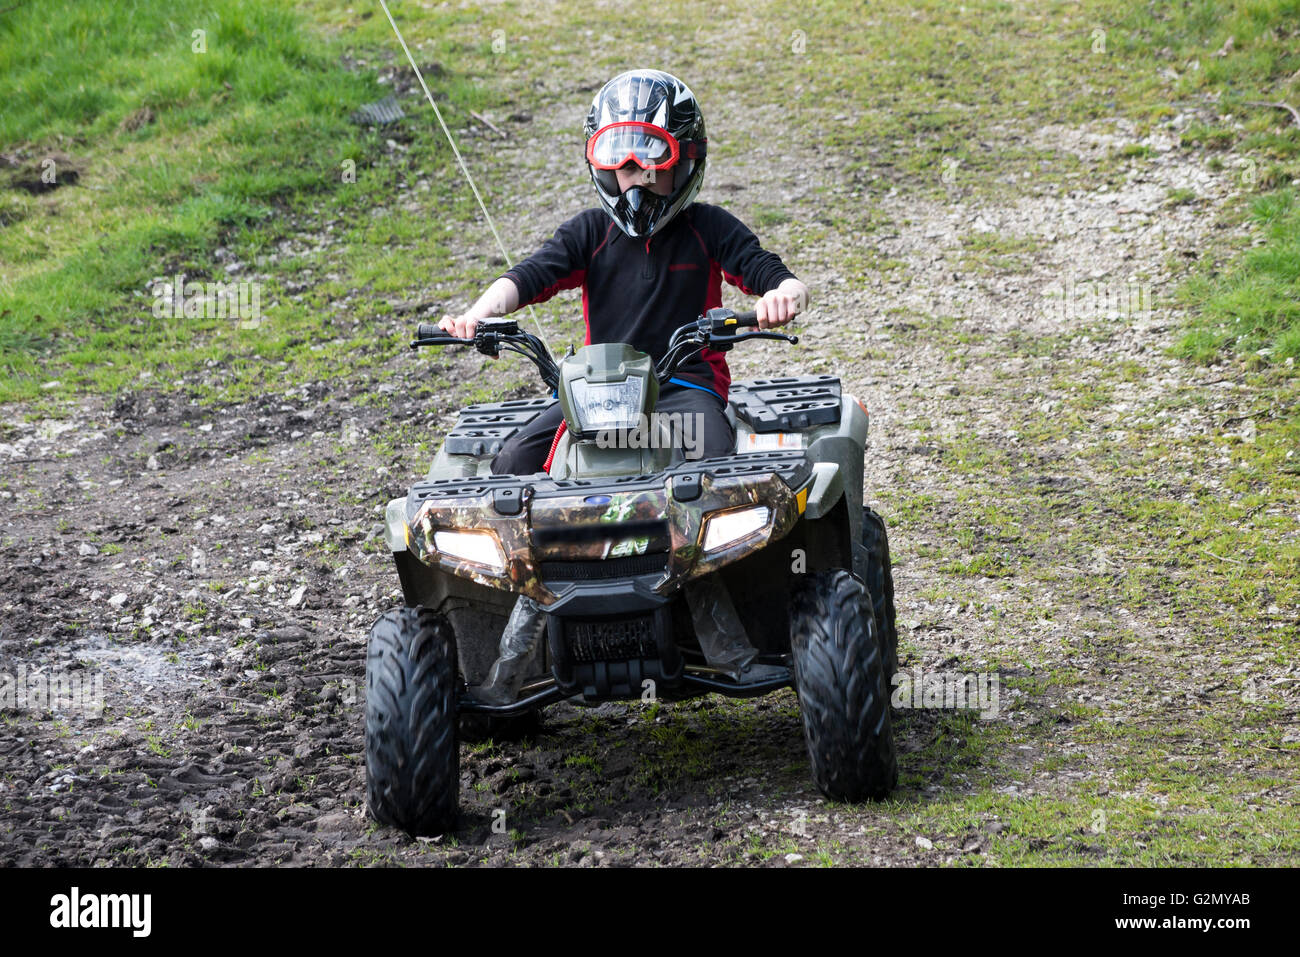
[364, 70, 899, 836]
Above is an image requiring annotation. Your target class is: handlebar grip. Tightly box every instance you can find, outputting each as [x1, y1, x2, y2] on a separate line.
[705, 309, 759, 332]
[416, 322, 444, 339]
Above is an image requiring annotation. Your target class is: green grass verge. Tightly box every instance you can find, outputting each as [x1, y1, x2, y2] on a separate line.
[1102, 0, 1300, 366]
[1176, 189, 1300, 362]
[0, 0, 499, 406]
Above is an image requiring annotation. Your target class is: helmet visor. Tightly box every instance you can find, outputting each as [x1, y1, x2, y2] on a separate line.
[586, 122, 680, 171]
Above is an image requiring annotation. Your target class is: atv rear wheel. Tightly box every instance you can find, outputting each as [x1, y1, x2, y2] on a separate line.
[861, 506, 899, 683]
[790, 570, 898, 801]
[366, 607, 459, 836]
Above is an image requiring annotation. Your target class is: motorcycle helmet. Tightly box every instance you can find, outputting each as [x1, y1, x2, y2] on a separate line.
[583, 69, 707, 239]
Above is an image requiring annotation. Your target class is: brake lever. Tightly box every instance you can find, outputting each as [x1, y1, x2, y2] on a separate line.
[715, 330, 799, 345]
[410, 333, 473, 349]
[701, 330, 799, 355]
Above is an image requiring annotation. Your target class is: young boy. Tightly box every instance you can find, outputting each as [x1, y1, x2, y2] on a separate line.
[444, 69, 808, 698]
[439, 68, 809, 475]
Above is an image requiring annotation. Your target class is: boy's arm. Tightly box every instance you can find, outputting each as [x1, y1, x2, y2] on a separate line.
[439, 210, 600, 338]
[695, 205, 810, 329]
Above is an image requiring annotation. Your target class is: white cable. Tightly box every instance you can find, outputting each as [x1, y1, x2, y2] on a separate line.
[377, 0, 552, 350]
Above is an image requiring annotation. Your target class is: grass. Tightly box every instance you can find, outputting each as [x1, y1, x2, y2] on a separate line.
[1175, 188, 1300, 362]
[4, 0, 1295, 402]
[0, 0, 492, 406]
[869, 284, 1299, 866]
[1098, 0, 1300, 367]
[959, 233, 1045, 274]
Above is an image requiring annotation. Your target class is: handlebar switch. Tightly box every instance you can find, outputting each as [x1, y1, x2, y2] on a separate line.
[705, 307, 757, 334]
[706, 307, 737, 334]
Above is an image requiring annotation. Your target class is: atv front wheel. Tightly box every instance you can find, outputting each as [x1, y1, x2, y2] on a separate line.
[790, 570, 898, 801]
[861, 506, 899, 683]
[366, 607, 459, 836]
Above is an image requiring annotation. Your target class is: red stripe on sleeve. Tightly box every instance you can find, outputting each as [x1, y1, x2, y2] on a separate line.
[527, 268, 586, 307]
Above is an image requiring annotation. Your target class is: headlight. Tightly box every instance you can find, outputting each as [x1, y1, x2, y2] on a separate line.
[701, 505, 771, 552]
[433, 529, 506, 572]
[569, 377, 644, 432]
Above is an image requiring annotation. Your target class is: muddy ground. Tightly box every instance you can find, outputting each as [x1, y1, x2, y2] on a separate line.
[3, 45, 1296, 865]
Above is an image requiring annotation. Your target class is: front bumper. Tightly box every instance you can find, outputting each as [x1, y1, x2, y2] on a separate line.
[395, 450, 814, 605]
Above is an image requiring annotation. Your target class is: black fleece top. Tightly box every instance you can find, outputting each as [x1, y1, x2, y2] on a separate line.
[500, 203, 797, 398]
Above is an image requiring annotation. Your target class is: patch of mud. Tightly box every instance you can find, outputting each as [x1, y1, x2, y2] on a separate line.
[2, 149, 82, 194]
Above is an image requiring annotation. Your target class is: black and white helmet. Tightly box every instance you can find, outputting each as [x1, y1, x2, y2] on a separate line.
[583, 69, 707, 239]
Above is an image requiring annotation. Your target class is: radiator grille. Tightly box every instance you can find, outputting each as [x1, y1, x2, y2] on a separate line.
[540, 553, 668, 581]
[568, 616, 659, 662]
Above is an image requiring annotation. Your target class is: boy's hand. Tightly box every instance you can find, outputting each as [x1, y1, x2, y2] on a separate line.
[438, 313, 479, 339]
[755, 279, 809, 329]
[439, 278, 520, 340]
[437, 313, 502, 359]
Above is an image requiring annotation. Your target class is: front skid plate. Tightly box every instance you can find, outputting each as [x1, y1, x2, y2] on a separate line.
[405, 451, 814, 604]
[457, 669, 794, 716]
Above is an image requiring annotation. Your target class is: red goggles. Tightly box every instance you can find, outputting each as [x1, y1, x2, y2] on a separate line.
[586, 121, 706, 171]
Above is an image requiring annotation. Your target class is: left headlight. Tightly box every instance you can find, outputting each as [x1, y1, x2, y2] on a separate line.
[569, 377, 644, 433]
[433, 529, 506, 572]
[701, 505, 771, 552]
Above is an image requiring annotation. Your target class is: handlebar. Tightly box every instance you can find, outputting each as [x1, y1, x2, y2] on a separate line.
[655, 307, 797, 383]
[413, 318, 520, 345]
[408, 307, 795, 395]
[410, 317, 557, 392]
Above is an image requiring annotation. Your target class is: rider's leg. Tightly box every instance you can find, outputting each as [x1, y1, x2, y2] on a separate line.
[652, 386, 783, 682]
[473, 594, 548, 706]
[684, 575, 788, 683]
[650, 383, 736, 460]
[490, 401, 565, 476]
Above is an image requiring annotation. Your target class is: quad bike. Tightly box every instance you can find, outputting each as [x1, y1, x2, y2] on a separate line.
[365, 308, 899, 836]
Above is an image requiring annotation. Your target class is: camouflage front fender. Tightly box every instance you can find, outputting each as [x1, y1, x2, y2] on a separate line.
[401, 452, 815, 605]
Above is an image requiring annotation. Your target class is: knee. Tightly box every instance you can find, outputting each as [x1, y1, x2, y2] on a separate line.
[489, 448, 515, 475]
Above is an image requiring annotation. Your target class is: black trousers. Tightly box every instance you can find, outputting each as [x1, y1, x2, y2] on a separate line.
[490, 383, 736, 476]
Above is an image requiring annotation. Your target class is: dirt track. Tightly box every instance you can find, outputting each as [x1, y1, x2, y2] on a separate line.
[4, 32, 1295, 865]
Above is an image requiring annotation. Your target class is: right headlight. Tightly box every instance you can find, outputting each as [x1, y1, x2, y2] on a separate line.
[432, 528, 506, 572]
[701, 505, 771, 552]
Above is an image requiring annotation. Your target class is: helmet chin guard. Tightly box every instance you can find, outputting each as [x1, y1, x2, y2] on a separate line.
[584, 70, 707, 239]
[615, 186, 668, 239]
